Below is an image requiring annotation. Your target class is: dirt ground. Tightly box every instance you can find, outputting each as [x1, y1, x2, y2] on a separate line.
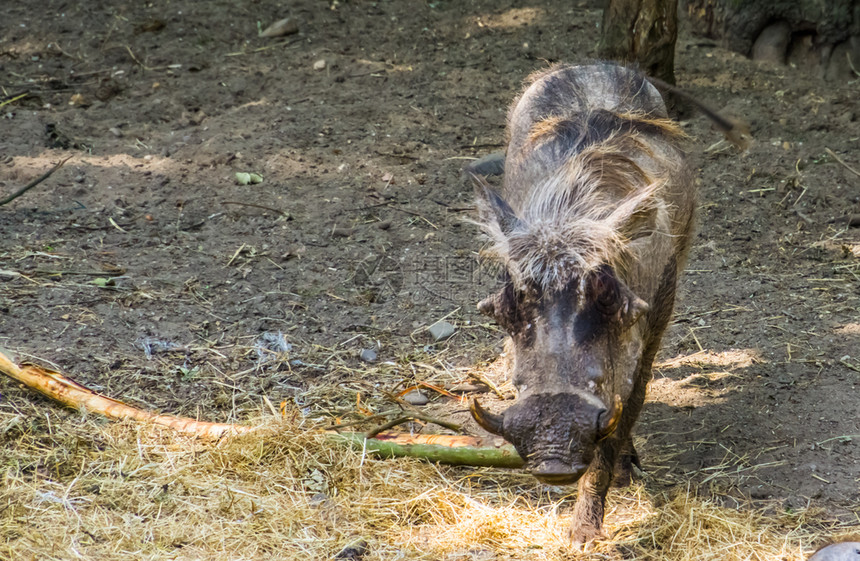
[2, 0, 860, 555]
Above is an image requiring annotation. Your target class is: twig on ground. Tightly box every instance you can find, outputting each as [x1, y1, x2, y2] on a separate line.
[839, 356, 860, 373]
[830, 215, 860, 228]
[108, 217, 128, 233]
[815, 434, 860, 446]
[0, 155, 73, 206]
[32, 269, 121, 276]
[0, 269, 39, 284]
[324, 412, 396, 431]
[226, 243, 246, 267]
[224, 38, 304, 57]
[415, 380, 461, 401]
[364, 411, 462, 439]
[826, 148, 860, 180]
[434, 200, 476, 212]
[384, 203, 439, 228]
[470, 370, 506, 400]
[811, 473, 831, 484]
[0, 347, 516, 468]
[794, 209, 814, 225]
[221, 200, 290, 216]
[0, 92, 27, 109]
[124, 46, 181, 72]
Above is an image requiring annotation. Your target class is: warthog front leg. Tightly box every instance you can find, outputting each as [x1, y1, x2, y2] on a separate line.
[612, 435, 641, 488]
[610, 365, 650, 488]
[568, 439, 617, 545]
[570, 368, 648, 543]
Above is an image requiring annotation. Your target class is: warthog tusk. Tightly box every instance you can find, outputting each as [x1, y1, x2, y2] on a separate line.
[470, 398, 505, 436]
[597, 394, 623, 441]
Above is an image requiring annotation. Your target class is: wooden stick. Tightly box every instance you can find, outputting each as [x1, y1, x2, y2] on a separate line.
[0, 349, 251, 439]
[221, 200, 289, 216]
[364, 411, 462, 439]
[647, 75, 752, 151]
[826, 148, 860, 180]
[0, 155, 73, 206]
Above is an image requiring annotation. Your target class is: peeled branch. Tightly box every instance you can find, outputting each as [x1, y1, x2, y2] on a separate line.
[0, 349, 251, 439]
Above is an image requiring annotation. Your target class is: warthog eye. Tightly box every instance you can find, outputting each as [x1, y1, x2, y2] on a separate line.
[592, 269, 621, 316]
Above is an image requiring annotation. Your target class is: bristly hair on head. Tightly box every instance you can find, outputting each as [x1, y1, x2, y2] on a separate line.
[475, 135, 672, 292]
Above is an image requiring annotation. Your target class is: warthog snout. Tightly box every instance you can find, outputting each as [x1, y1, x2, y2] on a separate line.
[471, 392, 622, 484]
[530, 459, 589, 485]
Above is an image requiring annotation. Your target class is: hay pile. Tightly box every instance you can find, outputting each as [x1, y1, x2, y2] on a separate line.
[0, 406, 852, 560]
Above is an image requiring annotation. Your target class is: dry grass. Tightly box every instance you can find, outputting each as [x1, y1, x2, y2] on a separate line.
[0, 404, 853, 561]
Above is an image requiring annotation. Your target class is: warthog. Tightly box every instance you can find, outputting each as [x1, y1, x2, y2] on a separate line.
[469, 63, 698, 544]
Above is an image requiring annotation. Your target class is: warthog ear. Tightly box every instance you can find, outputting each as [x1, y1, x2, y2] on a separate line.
[470, 172, 521, 236]
[620, 205, 658, 242]
[470, 398, 505, 436]
[622, 293, 650, 327]
[596, 394, 623, 441]
[590, 268, 649, 328]
[477, 284, 522, 334]
[607, 274, 649, 327]
[477, 293, 499, 318]
[464, 151, 505, 177]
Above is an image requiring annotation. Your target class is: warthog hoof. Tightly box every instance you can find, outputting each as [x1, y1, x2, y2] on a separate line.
[568, 518, 605, 548]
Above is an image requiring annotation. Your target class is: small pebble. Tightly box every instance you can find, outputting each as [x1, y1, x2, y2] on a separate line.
[808, 542, 860, 561]
[313, 59, 327, 70]
[309, 492, 329, 504]
[428, 320, 455, 341]
[359, 348, 377, 362]
[335, 539, 368, 560]
[260, 17, 299, 38]
[331, 226, 354, 238]
[402, 390, 429, 406]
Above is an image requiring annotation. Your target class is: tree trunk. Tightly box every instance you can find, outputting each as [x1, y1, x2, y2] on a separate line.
[599, 0, 679, 85]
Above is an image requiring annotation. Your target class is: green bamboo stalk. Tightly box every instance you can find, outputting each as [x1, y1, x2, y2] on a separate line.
[329, 431, 524, 469]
